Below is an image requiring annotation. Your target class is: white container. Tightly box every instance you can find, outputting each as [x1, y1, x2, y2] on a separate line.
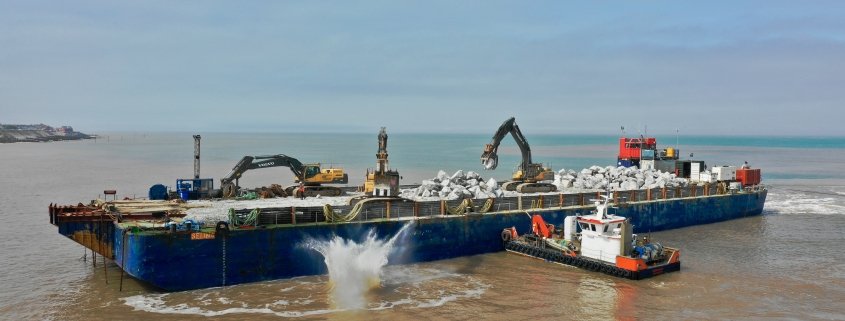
[712, 166, 737, 181]
[729, 182, 742, 190]
[698, 172, 715, 183]
[690, 162, 702, 181]
[640, 159, 655, 171]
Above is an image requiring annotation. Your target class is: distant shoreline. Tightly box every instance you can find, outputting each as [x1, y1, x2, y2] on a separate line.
[0, 124, 94, 143]
[0, 134, 96, 143]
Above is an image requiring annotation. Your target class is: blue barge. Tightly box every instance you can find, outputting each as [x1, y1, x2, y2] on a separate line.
[50, 187, 766, 291]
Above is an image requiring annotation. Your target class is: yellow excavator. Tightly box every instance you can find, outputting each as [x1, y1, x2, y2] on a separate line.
[480, 117, 556, 193]
[220, 155, 348, 198]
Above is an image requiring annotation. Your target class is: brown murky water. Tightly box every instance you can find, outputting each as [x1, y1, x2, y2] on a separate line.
[1, 134, 844, 320]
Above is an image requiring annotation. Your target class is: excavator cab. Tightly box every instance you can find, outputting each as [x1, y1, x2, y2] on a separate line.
[303, 165, 321, 179]
[513, 163, 554, 181]
[297, 164, 349, 185]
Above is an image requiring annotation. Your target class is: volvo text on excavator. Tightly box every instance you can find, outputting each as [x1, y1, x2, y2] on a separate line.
[220, 155, 348, 198]
[480, 117, 556, 193]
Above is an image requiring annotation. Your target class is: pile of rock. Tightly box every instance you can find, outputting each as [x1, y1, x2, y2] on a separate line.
[400, 170, 504, 200]
[554, 166, 688, 191]
[401, 166, 689, 200]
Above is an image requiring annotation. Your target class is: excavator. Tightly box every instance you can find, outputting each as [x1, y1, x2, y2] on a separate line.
[220, 155, 348, 198]
[480, 117, 556, 193]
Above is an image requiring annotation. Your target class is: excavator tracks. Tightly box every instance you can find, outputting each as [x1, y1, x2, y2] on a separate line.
[285, 185, 344, 198]
[516, 182, 557, 193]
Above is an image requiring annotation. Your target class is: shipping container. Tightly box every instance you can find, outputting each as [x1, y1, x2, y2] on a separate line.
[617, 159, 635, 168]
[698, 172, 716, 183]
[736, 168, 761, 186]
[618, 137, 657, 160]
[654, 159, 676, 173]
[676, 160, 705, 179]
[690, 162, 702, 181]
[712, 166, 737, 181]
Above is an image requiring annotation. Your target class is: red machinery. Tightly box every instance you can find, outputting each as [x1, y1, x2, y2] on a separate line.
[619, 137, 656, 160]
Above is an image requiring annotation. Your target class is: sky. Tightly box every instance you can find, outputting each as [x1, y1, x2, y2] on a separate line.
[1, 1, 844, 136]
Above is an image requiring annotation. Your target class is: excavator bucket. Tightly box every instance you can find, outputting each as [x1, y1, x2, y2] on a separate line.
[481, 144, 498, 170]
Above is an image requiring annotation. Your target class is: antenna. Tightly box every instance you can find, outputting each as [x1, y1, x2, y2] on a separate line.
[675, 128, 679, 149]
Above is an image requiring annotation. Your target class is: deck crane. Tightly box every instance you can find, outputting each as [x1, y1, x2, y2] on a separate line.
[363, 127, 401, 197]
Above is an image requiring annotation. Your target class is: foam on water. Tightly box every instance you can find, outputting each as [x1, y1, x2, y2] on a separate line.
[765, 186, 845, 215]
[120, 293, 340, 317]
[120, 266, 489, 317]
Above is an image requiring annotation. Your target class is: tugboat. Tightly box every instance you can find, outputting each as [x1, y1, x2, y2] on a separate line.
[501, 194, 681, 279]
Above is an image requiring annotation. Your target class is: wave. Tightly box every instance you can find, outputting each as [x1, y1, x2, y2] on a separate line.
[120, 267, 489, 317]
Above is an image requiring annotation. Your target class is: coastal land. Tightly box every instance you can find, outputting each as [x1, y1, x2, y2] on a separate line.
[0, 123, 93, 143]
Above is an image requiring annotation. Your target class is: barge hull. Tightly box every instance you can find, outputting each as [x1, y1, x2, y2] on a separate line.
[58, 190, 765, 291]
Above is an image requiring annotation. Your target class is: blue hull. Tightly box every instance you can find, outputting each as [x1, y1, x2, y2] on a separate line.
[68, 190, 766, 291]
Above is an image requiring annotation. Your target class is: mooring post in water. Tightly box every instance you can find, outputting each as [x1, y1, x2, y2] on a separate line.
[119, 231, 127, 292]
[100, 212, 108, 284]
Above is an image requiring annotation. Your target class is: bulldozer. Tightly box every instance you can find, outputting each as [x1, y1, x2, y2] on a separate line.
[220, 154, 348, 198]
[480, 117, 556, 193]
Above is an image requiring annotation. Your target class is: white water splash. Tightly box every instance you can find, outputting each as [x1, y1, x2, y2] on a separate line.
[765, 187, 845, 215]
[304, 222, 414, 309]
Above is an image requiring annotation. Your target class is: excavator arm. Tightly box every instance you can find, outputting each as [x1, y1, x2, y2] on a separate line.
[481, 117, 533, 171]
[220, 154, 347, 198]
[221, 154, 305, 185]
[481, 117, 557, 193]
[220, 154, 306, 197]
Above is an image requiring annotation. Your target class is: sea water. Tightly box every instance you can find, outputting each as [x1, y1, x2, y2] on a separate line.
[0, 133, 843, 320]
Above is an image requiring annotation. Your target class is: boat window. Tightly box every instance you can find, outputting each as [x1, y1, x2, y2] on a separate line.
[617, 223, 622, 229]
[590, 224, 596, 232]
[580, 223, 588, 230]
[603, 225, 609, 232]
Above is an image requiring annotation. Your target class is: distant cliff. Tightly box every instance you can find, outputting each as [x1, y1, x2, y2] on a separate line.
[0, 123, 93, 143]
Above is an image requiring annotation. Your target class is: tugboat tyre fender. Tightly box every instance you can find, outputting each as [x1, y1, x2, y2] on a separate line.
[216, 221, 230, 237]
[501, 230, 512, 242]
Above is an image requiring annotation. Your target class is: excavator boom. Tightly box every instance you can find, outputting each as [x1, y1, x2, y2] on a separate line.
[480, 117, 533, 171]
[481, 117, 557, 193]
[221, 154, 304, 185]
[220, 154, 347, 198]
